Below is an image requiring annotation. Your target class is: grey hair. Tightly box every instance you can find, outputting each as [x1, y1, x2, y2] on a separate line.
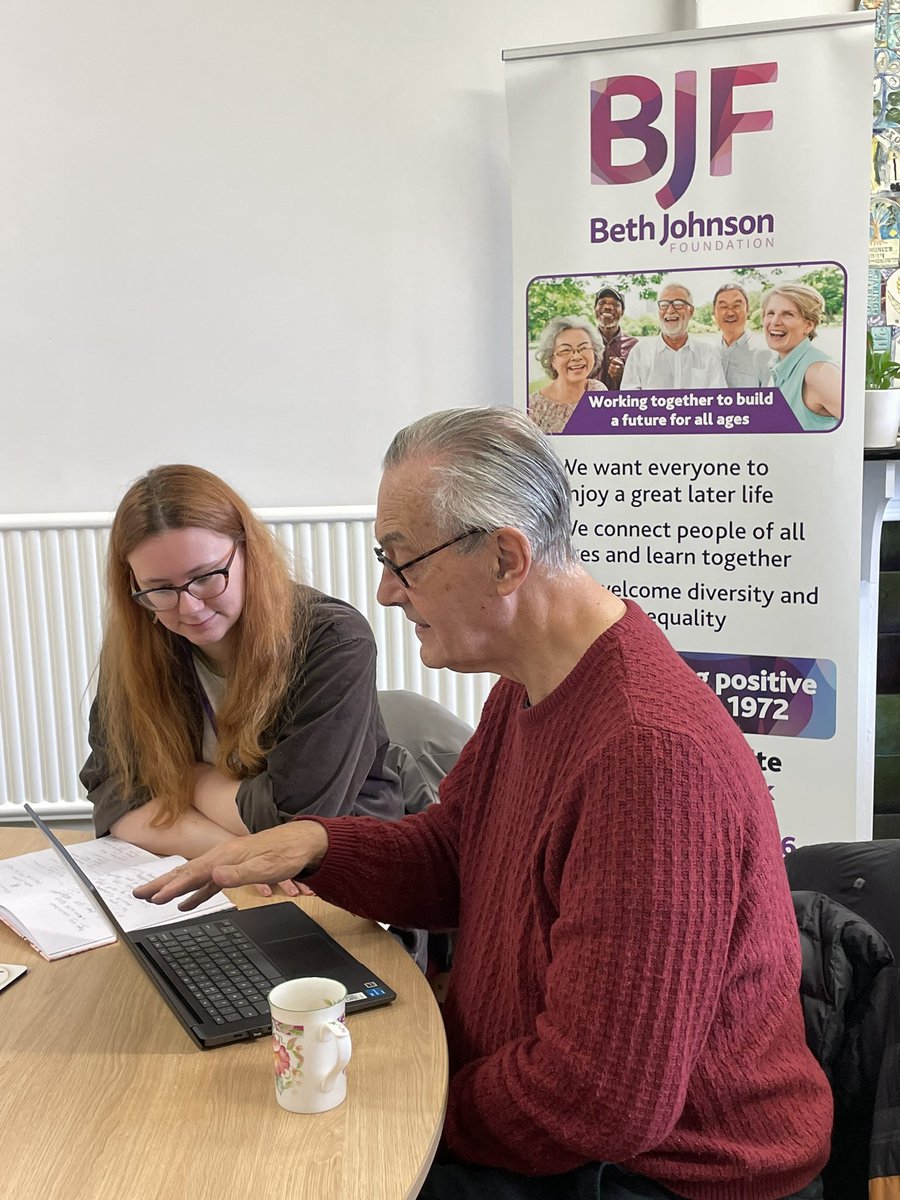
[712, 282, 750, 306]
[660, 281, 694, 304]
[535, 316, 605, 380]
[382, 407, 576, 573]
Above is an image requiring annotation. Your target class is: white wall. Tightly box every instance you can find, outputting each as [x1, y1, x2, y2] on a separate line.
[697, 0, 854, 26]
[1, 1, 856, 515]
[0, 0, 701, 514]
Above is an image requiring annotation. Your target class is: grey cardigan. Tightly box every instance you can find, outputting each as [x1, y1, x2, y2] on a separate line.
[81, 590, 404, 836]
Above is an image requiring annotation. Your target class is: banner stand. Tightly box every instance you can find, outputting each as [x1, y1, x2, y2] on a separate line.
[505, 14, 874, 845]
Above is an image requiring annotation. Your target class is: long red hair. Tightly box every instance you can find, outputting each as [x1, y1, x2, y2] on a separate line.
[99, 465, 310, 825]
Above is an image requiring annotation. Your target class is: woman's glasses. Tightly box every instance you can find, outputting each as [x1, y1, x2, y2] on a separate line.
[131, 543, 239, 612]
[553, 342, 593, 360]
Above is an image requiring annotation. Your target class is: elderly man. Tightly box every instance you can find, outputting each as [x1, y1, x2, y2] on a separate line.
[714, 283, 773, 387]
[139, 409, 830, 1200]
[592, 285, 638, 389]
[621, 282, 727, 390]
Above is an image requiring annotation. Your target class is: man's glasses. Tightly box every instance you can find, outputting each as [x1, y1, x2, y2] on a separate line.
[374, 529, 483, 588]
[553, 342, 593, 360]
[131, 543, 240, 612]
[657, 299, 691, 312]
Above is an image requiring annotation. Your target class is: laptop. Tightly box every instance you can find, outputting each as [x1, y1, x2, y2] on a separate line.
[24, 805, 396, 1049]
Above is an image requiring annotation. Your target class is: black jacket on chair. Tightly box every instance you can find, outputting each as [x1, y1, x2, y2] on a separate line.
[787, 840, 900, 957]
[791, 887, 900, 1199]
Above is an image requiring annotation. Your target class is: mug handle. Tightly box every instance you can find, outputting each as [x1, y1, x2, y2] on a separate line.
[319, 1021, 352, 1093]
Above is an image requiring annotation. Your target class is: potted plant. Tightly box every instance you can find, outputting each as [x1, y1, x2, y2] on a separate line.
[865, 332, 900, 447]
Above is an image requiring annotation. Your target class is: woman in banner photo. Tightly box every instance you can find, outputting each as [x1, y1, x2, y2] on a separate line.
[529, 315, 606, 434]
[761, 283, 842, 431]
[80, 464, 406, 894]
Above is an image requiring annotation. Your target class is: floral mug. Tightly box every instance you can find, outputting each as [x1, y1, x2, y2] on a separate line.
[268, 977, 352, 1113]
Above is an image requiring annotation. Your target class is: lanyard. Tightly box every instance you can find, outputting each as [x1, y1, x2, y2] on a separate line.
[188, 652, 219, 737]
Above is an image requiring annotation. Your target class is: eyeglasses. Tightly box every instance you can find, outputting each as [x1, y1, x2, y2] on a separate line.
[553, 342, 593, 360]
[374, 529, 484, 588]
[657, 299, 691, 312]
[131, 543, 240, 611]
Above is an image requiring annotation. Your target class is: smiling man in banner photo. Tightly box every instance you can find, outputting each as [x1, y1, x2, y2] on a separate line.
[713, 283, 774, 388]
[592, 284, 638, 389]
[620, 282, 728, 391]
[137, 408, 831, 1200]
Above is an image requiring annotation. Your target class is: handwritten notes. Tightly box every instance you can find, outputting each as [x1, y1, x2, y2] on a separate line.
[0, 837, 234, 960]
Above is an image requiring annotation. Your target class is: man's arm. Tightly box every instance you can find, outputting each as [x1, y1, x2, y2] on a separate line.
[135, 738, 477, 923]
[602, 354, 625, 389]
[757, 347, 774, 386]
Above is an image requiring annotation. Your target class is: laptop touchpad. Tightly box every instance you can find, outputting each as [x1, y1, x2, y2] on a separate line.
[258, 933, 353, 977]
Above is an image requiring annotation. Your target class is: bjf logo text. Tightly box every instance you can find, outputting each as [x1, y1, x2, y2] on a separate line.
[590, 63, 777, 209]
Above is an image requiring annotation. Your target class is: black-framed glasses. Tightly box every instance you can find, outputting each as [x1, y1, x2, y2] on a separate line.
[131, 543, 240, 612]
[657, 299, 691, 312]
[373, 529, 484, 588]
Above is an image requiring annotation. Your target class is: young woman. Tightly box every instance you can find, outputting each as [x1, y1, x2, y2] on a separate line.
[80, 464, 404, 892]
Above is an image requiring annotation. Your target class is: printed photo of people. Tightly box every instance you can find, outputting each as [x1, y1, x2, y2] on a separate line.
[526, 264, 845, 434]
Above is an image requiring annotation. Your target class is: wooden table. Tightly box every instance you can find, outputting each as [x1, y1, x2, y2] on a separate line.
[0, 828, 448, 1200]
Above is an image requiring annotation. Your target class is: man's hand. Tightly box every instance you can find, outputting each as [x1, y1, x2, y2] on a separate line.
[132, 822, 330, 911]
[606, 356, 624, 388]
[187, 766, 301, 897]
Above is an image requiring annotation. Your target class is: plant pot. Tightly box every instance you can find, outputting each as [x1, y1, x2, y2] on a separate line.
[865, 388, 900, 448]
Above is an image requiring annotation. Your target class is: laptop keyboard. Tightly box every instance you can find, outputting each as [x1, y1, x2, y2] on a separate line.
[145, 919, 286, 1026]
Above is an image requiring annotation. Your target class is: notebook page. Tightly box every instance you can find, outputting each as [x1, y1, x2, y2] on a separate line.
[0, 838, 234, 959]
[66, 838, 235, 931]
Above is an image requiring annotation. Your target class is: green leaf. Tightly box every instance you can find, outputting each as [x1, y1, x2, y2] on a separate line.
[866, 331, 900, 389]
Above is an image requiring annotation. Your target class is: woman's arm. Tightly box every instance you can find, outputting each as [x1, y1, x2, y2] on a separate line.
[110, 798, 241, 857]
[191, 764, 243, 832]
[803, 360, 842, 419]
[113, 776, 303, 896]
[84, 690, 246, 850]
[81, 693, 151, 837]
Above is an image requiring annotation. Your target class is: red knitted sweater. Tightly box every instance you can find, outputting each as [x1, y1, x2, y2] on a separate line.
[308, 602, 832, 1199]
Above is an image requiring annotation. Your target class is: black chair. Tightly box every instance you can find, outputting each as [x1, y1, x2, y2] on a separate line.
[786, 842, 900, 1199]
[786, 840, 900, 956]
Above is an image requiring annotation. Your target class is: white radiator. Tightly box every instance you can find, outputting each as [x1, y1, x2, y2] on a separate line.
[0, 507, 493, 821]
